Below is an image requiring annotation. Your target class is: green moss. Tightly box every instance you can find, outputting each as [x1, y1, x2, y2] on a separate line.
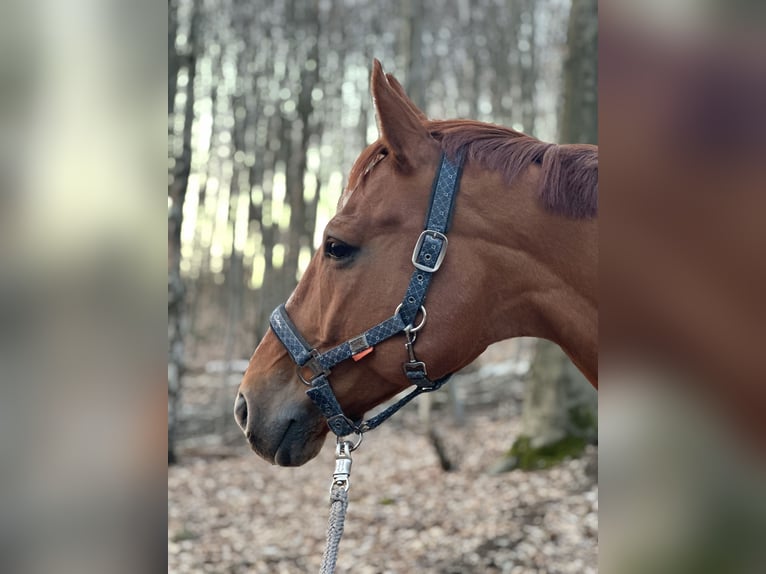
[172, 528, 198, 542]
[568, 404, 597, 434]
[508, 434, 588, 471]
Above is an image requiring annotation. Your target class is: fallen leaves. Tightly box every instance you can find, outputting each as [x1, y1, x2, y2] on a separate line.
[169, 407, 597, 573]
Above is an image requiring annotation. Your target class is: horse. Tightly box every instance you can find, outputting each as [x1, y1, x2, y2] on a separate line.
[235, 60, 597, 466]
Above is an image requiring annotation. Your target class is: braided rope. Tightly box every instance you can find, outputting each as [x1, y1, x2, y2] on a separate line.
[319, 485, 349, 574]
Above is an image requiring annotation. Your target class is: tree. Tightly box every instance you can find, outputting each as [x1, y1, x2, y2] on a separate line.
[495, 0, 598, 473]
[560, 0, 598, 144]
[168, 0, 200, 464]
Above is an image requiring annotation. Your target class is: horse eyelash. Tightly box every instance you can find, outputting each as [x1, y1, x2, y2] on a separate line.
[363, 152, 387, 176]
[324, 238, 358, 261]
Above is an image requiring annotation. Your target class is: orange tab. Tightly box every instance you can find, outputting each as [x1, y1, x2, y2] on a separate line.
[352, 347, 374, 361]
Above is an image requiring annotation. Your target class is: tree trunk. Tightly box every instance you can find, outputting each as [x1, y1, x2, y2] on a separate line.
[218, 86, 248, 436]
[559, 0, 598, 145]
[402, 0, 425, 109]
[168, 0, 200, 465]
[494, 0, 598, 474]
[492, 340, 596, 473]
[168, 0, 179, 116]
[519, 0, 538, 135]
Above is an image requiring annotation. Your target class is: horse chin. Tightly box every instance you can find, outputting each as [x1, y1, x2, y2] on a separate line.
[246, 408, 328, 467]
[272, 418, 327, 466]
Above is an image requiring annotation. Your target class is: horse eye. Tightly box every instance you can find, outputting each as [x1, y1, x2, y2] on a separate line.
[324, 239, 357, 260]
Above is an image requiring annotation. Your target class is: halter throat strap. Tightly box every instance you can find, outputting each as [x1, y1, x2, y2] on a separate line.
[269, 150, 466, 436]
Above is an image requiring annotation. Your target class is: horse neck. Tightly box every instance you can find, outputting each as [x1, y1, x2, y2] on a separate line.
[460, 165, 598, 385]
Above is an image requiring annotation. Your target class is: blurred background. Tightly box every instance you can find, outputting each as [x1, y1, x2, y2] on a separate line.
[599, 2, 766, 573]
[168, 0, 598, 571]
[1, 0, 763, 572]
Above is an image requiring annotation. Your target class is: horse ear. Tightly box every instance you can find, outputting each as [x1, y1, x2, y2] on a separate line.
[385, 73, 428, 121]
[371, 59, 434, 169]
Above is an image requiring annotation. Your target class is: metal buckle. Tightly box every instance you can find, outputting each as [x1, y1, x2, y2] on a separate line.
[297, 349, 330, 386]
[411, 230, 448, 272]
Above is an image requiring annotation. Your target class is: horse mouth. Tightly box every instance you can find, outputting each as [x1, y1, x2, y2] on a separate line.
[247, 415, 326, 467]
[273, 420, 301, 466]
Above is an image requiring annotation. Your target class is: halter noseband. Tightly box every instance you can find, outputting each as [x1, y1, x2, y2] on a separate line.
[269, 150, 466, 437]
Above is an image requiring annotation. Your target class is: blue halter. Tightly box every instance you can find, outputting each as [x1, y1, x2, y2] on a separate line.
[269, 150, 466, 437]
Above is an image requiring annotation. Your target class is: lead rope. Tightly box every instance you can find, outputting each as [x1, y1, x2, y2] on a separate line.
[319, 438, 358, 574]
[319, 487, 348, 573]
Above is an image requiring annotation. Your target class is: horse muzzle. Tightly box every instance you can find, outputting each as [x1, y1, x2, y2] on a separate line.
[234, 376, 328, 466]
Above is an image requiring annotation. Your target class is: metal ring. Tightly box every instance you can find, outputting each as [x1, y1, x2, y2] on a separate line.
[331, 478, 350, 493]
[296, 366, 314, 386]
[394, 304, 427, 333]
[336, 432, 363, 452]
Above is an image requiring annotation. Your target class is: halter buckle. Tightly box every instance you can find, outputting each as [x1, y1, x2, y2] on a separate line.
[412, 230, 448, 272]
[297, 349, 330, 386]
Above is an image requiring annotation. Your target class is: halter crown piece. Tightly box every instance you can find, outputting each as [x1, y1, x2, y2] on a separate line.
[269, 150, 466, 437]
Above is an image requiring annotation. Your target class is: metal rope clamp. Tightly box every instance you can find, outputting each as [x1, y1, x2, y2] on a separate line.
[331, 436, 361, 493]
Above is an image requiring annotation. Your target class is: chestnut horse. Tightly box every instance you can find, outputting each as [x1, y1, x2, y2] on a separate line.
[236, 60, 597, 466]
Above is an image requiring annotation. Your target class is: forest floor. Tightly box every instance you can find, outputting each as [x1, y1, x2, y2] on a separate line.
[169, 378, 598, 573]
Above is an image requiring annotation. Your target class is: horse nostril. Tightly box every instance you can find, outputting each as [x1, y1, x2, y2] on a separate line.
[234, 393, 249, 431]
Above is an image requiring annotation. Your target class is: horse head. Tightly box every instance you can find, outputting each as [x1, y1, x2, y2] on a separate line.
[236, 60, 598, 466]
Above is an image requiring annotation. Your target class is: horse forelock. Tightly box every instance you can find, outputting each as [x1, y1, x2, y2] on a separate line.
[342, 143, 388, 209]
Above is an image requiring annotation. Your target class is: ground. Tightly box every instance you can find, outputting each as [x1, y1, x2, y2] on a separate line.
[169, 402, 597, 573]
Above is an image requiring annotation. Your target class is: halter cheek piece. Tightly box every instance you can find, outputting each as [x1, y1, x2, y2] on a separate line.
[269, 150, 466, 437]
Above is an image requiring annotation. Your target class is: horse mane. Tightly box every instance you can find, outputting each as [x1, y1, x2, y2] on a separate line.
[350, 119, 598, 219]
